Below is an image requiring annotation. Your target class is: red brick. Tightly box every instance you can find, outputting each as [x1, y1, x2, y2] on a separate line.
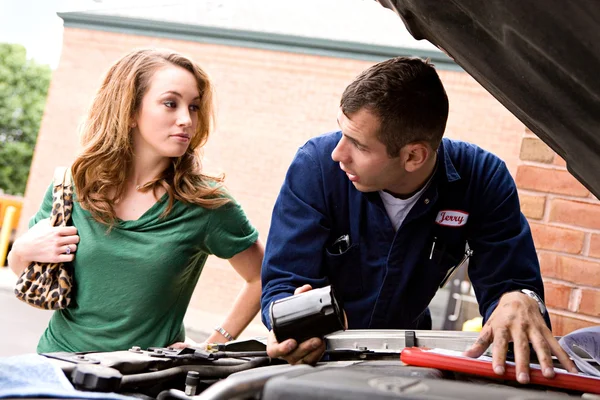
[590, 234, 600, 259]
[519, 193, 546, 220]
[538, 252, 600, 286]
[530, 223, 585, 254]
[542, 281, 572, 310]
[519, 137, 555, 163]
[579, 288, 600, 317]
[549, 198, 600, 230]
[549, 313, 598, 336]
[553, 155, 567, 167]
[515, 165, 589, 197]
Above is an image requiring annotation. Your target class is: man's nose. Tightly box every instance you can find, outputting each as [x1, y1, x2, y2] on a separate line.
[331, 140, 346, 163]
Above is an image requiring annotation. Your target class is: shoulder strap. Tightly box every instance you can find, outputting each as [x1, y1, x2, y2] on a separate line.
[64, 168, 72, 186]
[50, 167, 74, 227]
[52, 167, 70, 187]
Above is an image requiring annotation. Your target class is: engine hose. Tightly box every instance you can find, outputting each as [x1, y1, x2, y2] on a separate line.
[120, 357, 271, 388]
[156, 389, 190, 400]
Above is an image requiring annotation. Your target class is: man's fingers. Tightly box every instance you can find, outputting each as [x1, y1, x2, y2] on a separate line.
[545, 332, 578, 374]
[491, 327, 509, 375]
[464, 326, 493, 358]
[529, 330, 555, 378]
[286, 338, 322, 365]
[266, 330, 297, 359]
[512, 328, 531, 384]
[270, 339, 297, 359]
[294, 284, 313, 295]
[300, 340, 327, 365]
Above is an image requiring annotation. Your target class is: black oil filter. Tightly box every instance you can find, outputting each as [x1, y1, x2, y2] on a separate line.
[270, 285, 345, 344]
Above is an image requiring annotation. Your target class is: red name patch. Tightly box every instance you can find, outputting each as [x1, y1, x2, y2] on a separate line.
[435, 210, 469, 227]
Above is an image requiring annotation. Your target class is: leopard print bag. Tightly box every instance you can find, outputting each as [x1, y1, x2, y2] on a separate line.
[14, 167, 75, 310]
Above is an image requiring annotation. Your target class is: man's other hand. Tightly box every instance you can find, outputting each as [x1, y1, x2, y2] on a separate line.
[464, 291, 578, 384]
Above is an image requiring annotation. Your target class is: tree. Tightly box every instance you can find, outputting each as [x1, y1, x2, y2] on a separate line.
[0, 43, 51, 195]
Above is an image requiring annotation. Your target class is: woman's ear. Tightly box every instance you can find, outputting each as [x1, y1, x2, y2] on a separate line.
[402, 142, 431, 173]
[129, 113, 138, 129]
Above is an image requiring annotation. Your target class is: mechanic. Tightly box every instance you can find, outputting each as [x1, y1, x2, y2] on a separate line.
[260, 57, 578, 383]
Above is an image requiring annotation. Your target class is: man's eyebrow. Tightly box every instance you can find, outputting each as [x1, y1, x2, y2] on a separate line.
[160, 90, 200, 100]
[337, 118, 368, 148]
[344, 133, 367, 148]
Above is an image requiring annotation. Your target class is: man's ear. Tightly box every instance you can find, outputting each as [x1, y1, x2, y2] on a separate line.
[401, 142, 432, 172]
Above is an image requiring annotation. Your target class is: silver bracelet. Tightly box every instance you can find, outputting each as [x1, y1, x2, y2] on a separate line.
[214, 325, 234, 341]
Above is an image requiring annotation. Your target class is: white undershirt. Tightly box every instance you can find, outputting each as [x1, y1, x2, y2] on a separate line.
[379, 182, 430, 231]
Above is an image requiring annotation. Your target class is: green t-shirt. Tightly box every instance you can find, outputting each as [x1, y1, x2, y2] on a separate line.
[31, 182, 258, 353]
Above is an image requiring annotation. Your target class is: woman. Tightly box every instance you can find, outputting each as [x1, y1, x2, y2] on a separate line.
[7, 48, 263, 353]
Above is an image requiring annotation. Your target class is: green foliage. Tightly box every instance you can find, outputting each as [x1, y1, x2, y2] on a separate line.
[0, 43, 51, 195]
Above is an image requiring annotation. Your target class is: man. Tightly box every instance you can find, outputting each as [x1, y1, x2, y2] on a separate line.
[261, 57, 577, 383]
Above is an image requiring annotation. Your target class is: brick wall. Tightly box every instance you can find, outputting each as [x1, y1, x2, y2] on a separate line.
[20, 27, 592, 338]
[517, 130, 600, 335]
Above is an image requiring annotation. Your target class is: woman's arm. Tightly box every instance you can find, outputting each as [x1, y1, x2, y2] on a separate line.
[205, 239, 264, 344]
[7, 219, 79, 276]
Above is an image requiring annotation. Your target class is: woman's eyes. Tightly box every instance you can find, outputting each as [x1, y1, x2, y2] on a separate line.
[163, 100, 177, 108]
[163, 101, 200, 112]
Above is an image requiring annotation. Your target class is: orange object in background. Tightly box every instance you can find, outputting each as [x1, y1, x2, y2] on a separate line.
[0, 194, 23, 232]
[0, 194, 23, 266]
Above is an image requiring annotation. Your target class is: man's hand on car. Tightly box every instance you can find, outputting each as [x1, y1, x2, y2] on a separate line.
[464, 291, 578, 384]
[266, 284, 327, 365]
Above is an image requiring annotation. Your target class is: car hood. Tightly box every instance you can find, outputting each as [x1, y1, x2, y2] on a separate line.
[377, 0, 600, 198]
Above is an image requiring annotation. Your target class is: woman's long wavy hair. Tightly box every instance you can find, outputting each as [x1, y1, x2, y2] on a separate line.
[71, 48, 229, 225]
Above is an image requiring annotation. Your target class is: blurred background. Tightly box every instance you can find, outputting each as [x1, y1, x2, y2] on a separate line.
[1, 0, 599, 357]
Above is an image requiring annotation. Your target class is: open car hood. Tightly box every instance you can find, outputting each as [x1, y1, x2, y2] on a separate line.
[377, 0, 600, 198]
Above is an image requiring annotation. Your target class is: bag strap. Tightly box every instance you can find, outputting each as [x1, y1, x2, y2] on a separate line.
[53, 166, 69, 187]
[64, 167, 72, 186]
[50, 167, 71, 228]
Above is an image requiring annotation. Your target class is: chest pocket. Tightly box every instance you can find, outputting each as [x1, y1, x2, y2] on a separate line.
[426, 234, 470, 288]
[324, 243, 363, 301]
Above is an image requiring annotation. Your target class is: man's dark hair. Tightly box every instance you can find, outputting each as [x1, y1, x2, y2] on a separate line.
[340, 57, 449, 157]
